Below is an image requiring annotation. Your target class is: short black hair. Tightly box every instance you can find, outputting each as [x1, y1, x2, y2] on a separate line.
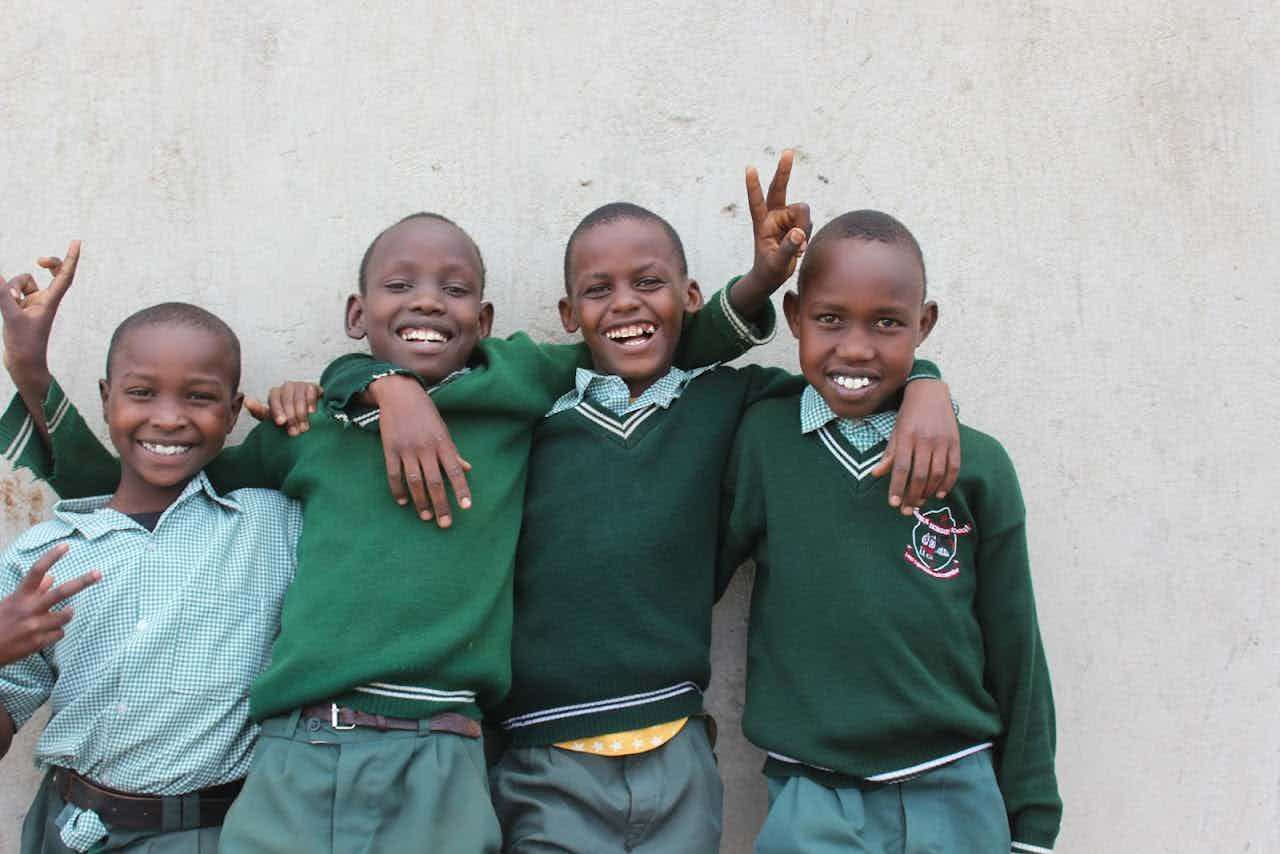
[357, 211, 486, 294]
[797, 210, 927, 298]
[106, 302, 242, 389]
[563, 202, 688, 292]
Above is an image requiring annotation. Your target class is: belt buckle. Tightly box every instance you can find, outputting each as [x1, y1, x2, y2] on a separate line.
[330, 703, 356, 731]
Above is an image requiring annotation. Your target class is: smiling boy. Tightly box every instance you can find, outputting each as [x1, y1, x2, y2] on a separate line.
[4, 214, 773, 853]
[0, 261, 300, 853]
[720, 210, 1061, 853]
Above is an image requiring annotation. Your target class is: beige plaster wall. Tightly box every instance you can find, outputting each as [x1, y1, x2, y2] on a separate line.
[1, 2, 1276, 851]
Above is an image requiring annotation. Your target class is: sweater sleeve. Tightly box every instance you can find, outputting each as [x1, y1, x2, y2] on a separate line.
[716, 414, 767, 600]
[972, 444, 1061, 852]
[203, 419, 297, 493]
[0, 380, 120, 498]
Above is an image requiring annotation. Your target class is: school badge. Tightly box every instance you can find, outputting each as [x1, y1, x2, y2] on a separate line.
[903, 507, 972, 579]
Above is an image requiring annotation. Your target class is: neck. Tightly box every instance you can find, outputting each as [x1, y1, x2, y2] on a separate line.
[108, 472, 189, 515]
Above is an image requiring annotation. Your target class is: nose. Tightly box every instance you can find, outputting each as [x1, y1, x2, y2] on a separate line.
[149, 398, 190, 431]
[409, 283, 446, 314]
[835, 327, 875, 362]
[609, 282, 641, 313]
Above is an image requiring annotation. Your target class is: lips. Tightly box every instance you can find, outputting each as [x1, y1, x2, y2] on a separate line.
[395, 323, 453, 352]
[827, 371, 880, 399]
[138, 440, 195, 457]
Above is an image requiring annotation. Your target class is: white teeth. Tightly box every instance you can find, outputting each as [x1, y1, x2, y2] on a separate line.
[400, 328, 448, 342]
[141, 442, 192, 456]
[605, 323, 656, 340]
[832, 375, 872, 390]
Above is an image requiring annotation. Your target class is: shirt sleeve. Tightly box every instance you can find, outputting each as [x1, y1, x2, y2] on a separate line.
[971, 445, 1061, 851]
[0, 380, 120, 499]
[0, 550, 57, 728]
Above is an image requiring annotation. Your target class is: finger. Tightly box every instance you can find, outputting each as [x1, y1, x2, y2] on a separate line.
[744, 165, 767, 231]
[459, 456, 472, 472]
[765, 149, 795, 210]
[870, 432, 895, 479]
[243, 397, 270, 422]
[38, 570, 101, 611]
[18, 545, 69, 593]
[923, 442, 949, 503]
[422, 456, 452, 527]
[402, 455, 432, 520]
[305, 384, 320, 414]
[776, 227, 808, 265]
[938, 442, 961, 498]
[44, 240, 80, 306]
[0, 278, 22, 321]
[13, 273, 38, 298]
[786, 202, 812, 237]
[384, 451, 409, 507]
[887, 443, 913, 509]
[288, 385, 311, 433]
[441, 447, 472, 511]
[268, 387, 288, 427]
[902, 445, 933, 511]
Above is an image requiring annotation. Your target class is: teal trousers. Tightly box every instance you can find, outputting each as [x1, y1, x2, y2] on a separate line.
[490, 720, 722, 853]
[218, 709, 501, 854]
[21, 769, 220, 854]
[755, 750, 1011, 854]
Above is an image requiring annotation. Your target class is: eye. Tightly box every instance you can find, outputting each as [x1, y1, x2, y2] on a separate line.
[384, 279, 412, 292]
[816, 313, 841, 325]
[583, 283, 610, 298]
[125, 387, 153, 399]
[188, 391, 219, 402]
[874, 317, 905, 329]
[635, 277, 663, 289]
[442, 283, 472, 298]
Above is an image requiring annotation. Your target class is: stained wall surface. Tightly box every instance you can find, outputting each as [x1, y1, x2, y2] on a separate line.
[1, 3, 1276, 851]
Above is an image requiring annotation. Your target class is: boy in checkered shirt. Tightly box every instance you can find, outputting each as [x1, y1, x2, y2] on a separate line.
[0, 244, 300, 853]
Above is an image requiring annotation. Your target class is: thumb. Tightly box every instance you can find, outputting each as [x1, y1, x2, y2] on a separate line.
[871, 432, 896, 478]
[243, 397, 269, 421]
[777, 228, 807, 263]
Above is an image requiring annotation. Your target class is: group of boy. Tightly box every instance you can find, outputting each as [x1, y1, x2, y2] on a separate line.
[0, 152, 1060, 854]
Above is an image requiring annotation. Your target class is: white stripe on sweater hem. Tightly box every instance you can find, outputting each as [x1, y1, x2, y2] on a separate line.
[502, 681, 701, 729]
[768, 743, 992, 783]
[47, 395, 71, 434]
[353, 682, 476, 702]
[1011, 843, 1052, 854]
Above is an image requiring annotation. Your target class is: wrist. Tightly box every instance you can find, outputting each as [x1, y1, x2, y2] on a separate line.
[367, 372, 418, 404]
[7, 360, 52, 395]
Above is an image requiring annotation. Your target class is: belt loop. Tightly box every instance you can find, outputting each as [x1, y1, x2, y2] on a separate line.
[418, 715, 434, 735]
[282, 707, 303, 738]
[161, 794, 180, 833]
[180, 791, 201, 830]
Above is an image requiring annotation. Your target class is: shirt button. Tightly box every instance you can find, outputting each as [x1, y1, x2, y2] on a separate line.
[117, 703, 129, 715]
[306, 718, 322, 733]
[135, 620, 148, 632]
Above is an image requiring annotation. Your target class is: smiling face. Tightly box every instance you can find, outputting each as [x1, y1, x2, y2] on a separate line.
[346, 217, 493, 382]
[559, 217, 702, 397]
[100, 323, 243, 513]
[784, 237, 937, 420]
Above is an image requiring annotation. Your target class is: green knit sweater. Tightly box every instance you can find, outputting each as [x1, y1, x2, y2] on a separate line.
[18, 289, 761, 723]
[490, 362, 941, 746]
[720, 394, 1060, 852]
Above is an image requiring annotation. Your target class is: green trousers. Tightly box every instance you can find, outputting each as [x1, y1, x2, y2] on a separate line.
[489, 720, 722, 853]
[20, 769, 220, 854]
[755, 750, 1011, 854]
[218, 709, 501, 854]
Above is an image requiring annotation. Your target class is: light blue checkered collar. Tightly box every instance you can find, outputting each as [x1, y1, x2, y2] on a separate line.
[547, 364, 719, 419]
[50, 471, 237, 541]
[798, 385, 897, 453]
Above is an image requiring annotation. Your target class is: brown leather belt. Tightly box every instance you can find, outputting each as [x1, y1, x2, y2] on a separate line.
[51, 768, 242, 831]
[302, 703, 482, 738]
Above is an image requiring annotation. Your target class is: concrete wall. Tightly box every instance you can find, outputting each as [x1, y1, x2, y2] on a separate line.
[1, 2, 1276, 851]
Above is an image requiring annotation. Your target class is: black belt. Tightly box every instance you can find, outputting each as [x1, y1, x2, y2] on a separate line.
[51, 767, 242, 831]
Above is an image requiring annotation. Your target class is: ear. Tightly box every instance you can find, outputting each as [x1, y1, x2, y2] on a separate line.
[345, 294, 367, 340]
[782, 290, 802, 339]
[683, 279, 704, 313]
[98, 378, 110, 423]
[476, 301, 494, 340]
[558, 296, 580, 334]
[916, 301, 939, 346]
[226, 391, 244, 434]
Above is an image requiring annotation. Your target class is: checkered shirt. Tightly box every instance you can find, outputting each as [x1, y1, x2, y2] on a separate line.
[0, 472, 301, 851]
[546, 364, 720, 419]
[798, 385, 900, 451]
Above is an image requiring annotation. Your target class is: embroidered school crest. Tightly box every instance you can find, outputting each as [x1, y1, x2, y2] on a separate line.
[903, 507, 972, 579]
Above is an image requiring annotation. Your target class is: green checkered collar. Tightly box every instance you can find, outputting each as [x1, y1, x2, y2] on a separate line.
[547, 363, 719, 419]
[42, 471, 238, 543]
[799, 385, 897, 453]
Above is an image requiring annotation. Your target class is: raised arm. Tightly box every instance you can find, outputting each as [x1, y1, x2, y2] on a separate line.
[727, 149, 812, 319]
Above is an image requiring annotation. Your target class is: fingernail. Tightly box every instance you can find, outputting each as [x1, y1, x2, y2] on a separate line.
[420, 511, 432, 521]
[397, 499, 408, 506]
[439, 516, 451, 528]
[889, 496, 901, 507]
[460, 497, 471, 509]
[275, 416, 286, 425]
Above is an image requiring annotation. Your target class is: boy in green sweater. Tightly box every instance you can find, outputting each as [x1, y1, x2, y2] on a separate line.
[720, 210, 1061, 853]
[328, 160, 962, 853]
[2, 210, 779, 853]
